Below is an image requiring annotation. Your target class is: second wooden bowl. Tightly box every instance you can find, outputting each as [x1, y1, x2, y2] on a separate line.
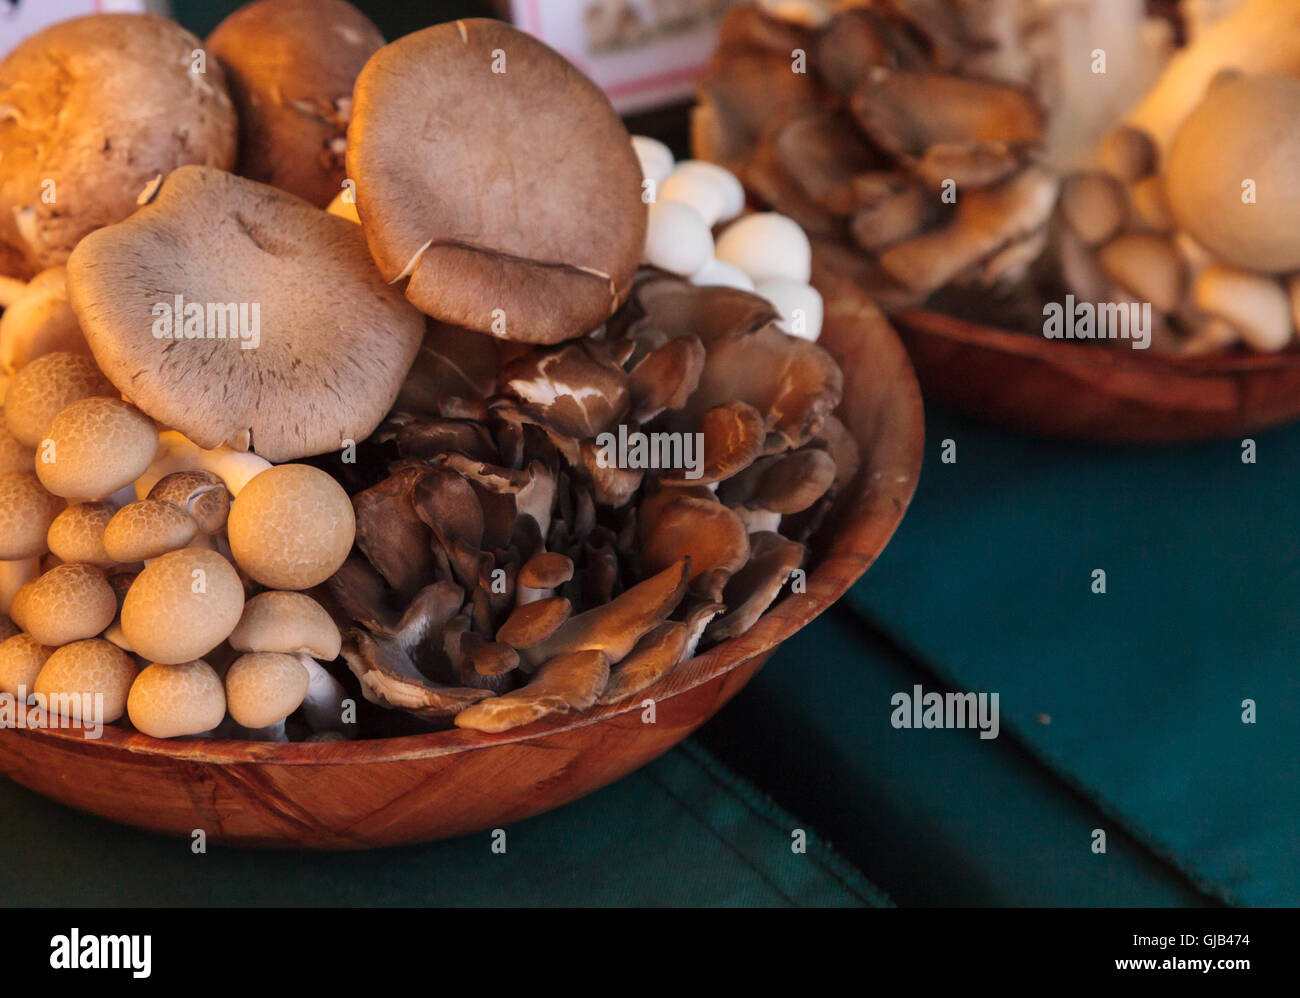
[0, 264, 924, 849]
[893, 308, 1300, 442]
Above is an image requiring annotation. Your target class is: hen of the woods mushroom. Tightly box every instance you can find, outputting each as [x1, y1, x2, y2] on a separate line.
[0, 8, 851, 739]
[701, 0, 1300, 356]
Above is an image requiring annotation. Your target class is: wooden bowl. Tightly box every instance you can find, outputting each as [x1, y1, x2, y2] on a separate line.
[892, 308, 1300, 442]
[0, 264, 923, 849]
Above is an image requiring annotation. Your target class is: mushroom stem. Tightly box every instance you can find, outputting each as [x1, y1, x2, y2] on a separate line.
[297, 654, 353, 735]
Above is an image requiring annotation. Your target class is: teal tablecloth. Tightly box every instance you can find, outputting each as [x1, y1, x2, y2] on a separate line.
[706, 405, 1299, 907]
[0, 739, 887, 908]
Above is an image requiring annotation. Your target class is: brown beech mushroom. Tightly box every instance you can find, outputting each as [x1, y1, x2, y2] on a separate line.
[225, 652, 310, 738]
[127, 659, 227, 739]
[103, 500, 199, 563]
[208, 0, 384, 207]
[0, 472, 63, 559]
[10, 564, 117, 646]
[0, 633, 52, 697]
[3, 352, 115, 448]
[66, 166, 425, 461]
[35, 398, 158, 500]
[227, 464, 355, 589]
[147, 471, 232, 534]
[0, 14, 236, 279]
[32, 639, 137, 724]
[47, 502, 118, 569]
[347, 19, 647, 343]
[120, 549, 245, 664]
[0, 558, 40, 615]
[0, 425, 33, 476]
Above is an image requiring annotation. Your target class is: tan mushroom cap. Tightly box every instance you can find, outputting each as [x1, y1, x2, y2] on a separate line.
[207, 0, 384, 207]
[227, 590, 342, 660]
[0, 472, 63, 559]
[225, 651, 310, 729]
[0, 423, 34, 476]
[127, 659, 226, 739]
[347, 19, 647, 344]
[47, 501, 117, 568]
[1166, 74, 1300, 273]
[66, 166, 425, 462]
[0, 267, 90, 373]
[147, 470, 231, 534]
[0, 13, 237, 280]
[33, 639, 137, 724]
[103, 500, 198, 563]
[35, 397, 158, 499]
[4, 352, 115, 447]
[10, 563, 116, 646]
[120, 548, 245, 664]
[0, 633, 53, 696]
[0, 557, 40, 615]
[0, 615, 17, 642]
[227, 464, 355, 589]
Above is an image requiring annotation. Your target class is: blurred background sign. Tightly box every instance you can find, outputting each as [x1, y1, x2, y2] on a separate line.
[501, 0, 740, 113]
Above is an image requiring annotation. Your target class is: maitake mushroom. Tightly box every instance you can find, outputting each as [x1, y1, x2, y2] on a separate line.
[326, 269, 853, 733]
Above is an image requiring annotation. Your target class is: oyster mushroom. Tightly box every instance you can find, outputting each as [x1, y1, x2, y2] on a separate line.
[208, 0, 384, 207]
[453, 649, 610, 733]
[598, 601, 726, 705]
[346, 19, 647, 344]
[65, 166, 425, 462]
[0, 14, 237, 279]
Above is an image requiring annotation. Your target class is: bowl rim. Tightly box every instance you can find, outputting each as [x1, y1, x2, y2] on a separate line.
[894, 307, 1300, 375]
[7, 268, 925, 767]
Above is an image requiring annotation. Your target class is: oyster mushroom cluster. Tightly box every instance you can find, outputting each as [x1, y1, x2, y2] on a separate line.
[327, 269, 852, 733]
[694, 1, 1060, 310]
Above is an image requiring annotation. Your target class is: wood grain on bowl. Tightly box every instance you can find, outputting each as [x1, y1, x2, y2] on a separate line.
[0, 265, 924, 849]
[893, 308, 1300, 442]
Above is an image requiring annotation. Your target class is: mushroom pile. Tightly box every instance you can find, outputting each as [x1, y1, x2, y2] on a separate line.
[693, 1, 1061, 310]
[1056, 0, 1300, 355]
[327, 268, 852, 733]
[0, 7, 851, 740]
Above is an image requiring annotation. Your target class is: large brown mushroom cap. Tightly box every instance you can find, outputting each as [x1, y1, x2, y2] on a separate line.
[347, 19, 647, 344]
[0, 14, 237, 279]
[65, 166, 425, 462]
[208, 0, 385, 207]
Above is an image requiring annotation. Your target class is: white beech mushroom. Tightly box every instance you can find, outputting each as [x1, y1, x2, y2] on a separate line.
[0, 13, 237, 279]
[208, 0, 384, 207]
[65, 166, 425, 462]
[32, 639, 137, 725]
[127, 660, 227, 739]
[346, 19, 647, 344]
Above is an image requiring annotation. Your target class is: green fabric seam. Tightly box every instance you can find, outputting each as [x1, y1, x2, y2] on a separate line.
[850, 600, 1237, 907]
[673, 738, 894, 907]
